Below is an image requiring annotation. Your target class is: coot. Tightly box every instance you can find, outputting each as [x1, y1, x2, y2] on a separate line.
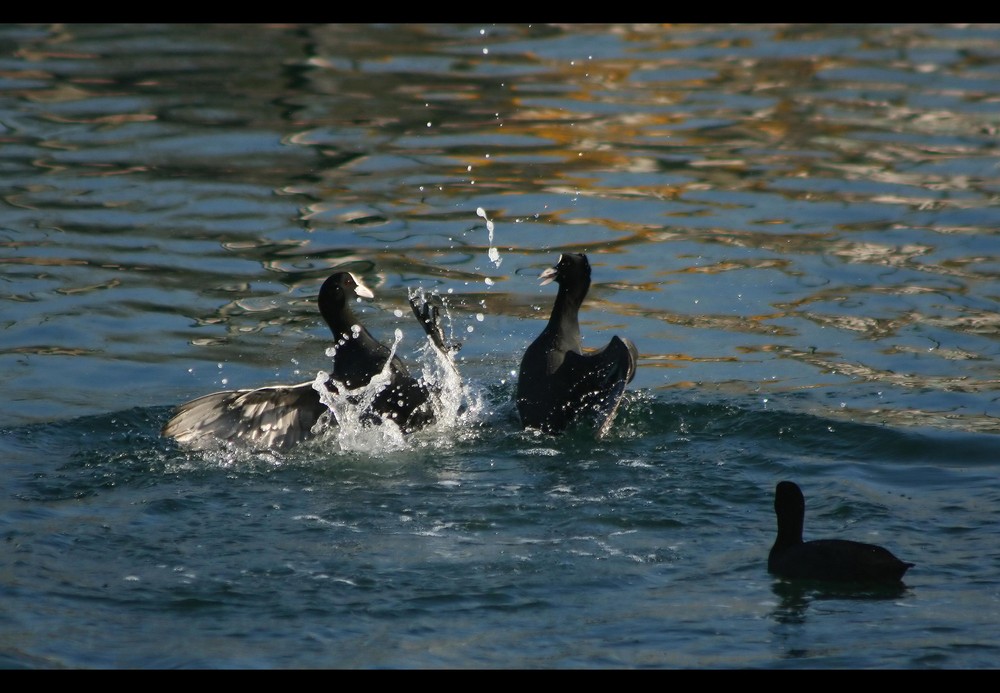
[515, 253, 638, 438]
[162, 272, 456, 452]
[768, 480, 914, 585]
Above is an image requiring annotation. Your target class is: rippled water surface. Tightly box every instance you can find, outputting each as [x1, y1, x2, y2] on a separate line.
[3, 23, 1000, 669]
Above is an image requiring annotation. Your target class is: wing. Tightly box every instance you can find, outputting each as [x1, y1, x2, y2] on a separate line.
[561, 336, 638, 439]
[162, 381, 333, 452]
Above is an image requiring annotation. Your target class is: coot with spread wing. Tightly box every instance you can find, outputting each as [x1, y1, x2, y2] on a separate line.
[515, 253, 638, 439]
[162, 272, 456, 451]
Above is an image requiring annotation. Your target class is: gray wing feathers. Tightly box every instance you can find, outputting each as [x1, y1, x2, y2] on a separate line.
[162, 382, 328, 452]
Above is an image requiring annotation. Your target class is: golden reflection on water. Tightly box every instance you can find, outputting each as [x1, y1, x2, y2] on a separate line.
[3, 23, 1000, 434]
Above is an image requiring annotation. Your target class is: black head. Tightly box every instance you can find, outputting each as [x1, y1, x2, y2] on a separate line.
[539, 253, 591, 287]
[318, 272, 375, 332]
[775, 481, 806, 516]
[774, 481, 806, 510]
[774, 480, 807, 543]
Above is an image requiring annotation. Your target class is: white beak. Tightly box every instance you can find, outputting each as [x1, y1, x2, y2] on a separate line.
[538, 265, 559, 286]
[350, 273, 375, 299]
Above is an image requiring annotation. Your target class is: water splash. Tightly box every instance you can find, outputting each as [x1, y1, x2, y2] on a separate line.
[308, 293, 484, 455]
[477, 207, 501, 270]
[406, 285, 485, 441]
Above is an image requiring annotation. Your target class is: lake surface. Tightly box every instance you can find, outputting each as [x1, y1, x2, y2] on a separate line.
[2, 23, 1000, 669]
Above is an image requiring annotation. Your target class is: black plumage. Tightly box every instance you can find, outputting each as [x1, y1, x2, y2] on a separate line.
[515, 253, 638, 438]
[162, 272, 455, 452]
[768, 480, 914, 585]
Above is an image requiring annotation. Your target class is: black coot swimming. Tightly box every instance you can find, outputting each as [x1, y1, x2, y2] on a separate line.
[768, 480, 914, 585]
[162, 271, 457, 452]
[515, 253, 638, 439]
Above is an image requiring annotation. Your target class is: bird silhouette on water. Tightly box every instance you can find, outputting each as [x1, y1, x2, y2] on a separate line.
[516, 253, 638, 439]
[162, 271, 457, 452]
[768, 480, 914, 585]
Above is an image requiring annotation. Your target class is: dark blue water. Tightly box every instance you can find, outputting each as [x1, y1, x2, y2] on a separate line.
[3, 23, 1000, 669]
